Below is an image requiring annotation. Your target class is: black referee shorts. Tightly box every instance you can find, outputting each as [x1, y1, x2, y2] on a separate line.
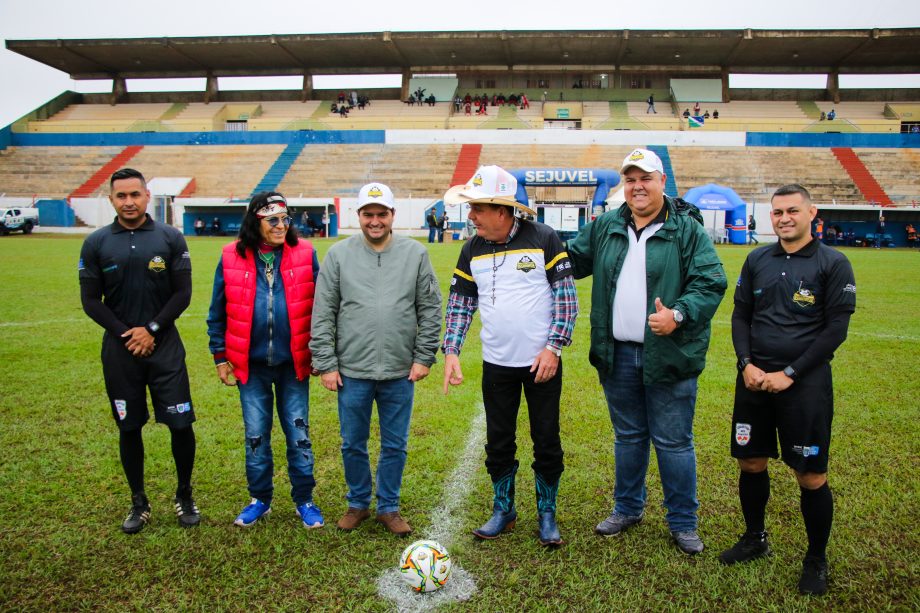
[101, 327, 195, 432]
[730, 363, 833, 474]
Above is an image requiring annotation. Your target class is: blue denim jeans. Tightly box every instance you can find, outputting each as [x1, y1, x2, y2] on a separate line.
[337, 375, 414, 514]
[237, 361, 316, 505]
[600, 342, 700, 532]
[427, 226, 437, 243]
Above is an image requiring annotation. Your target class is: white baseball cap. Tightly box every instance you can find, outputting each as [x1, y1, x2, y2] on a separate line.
[621, 148, 664, 175]
[443, 165, 536, 215]
[357, 182, 395, 210]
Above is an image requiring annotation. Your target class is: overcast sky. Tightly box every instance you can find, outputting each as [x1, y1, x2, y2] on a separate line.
[2, 0, 919, 126]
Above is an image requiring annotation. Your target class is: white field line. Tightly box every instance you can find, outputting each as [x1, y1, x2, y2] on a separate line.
[376, 407, 485, 612]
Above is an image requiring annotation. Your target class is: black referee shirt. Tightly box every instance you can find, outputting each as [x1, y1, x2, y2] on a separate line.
[79, 215, 191, 330]
[733, 238, 855, 370]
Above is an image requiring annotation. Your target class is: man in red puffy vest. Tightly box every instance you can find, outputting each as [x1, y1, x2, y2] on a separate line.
[207, 191, 324, 529]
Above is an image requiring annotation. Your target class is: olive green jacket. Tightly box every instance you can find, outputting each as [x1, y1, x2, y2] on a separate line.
[566, 196, 727, 384]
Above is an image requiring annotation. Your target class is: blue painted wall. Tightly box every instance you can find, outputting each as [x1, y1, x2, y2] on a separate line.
[747, 132, 920, 148]
[11, 130, 385, 147]
[35, 199, 75, 226]
[0, 125, 11, 150]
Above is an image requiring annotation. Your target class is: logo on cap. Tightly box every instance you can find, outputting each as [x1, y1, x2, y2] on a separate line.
[472, 174, 483, 187]
[629, 150, 645, 161]
[368, 186, 383, 198]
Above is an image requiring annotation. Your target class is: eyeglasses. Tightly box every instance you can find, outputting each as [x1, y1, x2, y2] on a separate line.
[262, 215, 293, 228]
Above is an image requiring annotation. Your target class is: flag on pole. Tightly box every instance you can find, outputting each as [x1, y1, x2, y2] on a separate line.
[689, 116, 705, 128]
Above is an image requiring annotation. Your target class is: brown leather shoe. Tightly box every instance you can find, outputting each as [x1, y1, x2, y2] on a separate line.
[336, 507, 370, 531]
[376, 511, 412, 536]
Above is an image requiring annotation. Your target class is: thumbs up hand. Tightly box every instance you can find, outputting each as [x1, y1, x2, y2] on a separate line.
[648, 297, 678, 336]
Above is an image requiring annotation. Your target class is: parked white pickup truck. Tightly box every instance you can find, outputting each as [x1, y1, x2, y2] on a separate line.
[0, 207, 40, 235]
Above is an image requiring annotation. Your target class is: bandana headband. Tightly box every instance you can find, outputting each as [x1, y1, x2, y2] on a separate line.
[256, 195, 288, 218]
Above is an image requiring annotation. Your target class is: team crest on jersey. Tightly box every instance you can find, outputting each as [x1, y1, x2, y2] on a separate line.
[114, 399, 127, 421]
[148, 256, 167, 273]
[516, 256, 536, 273]
[735, 423, 751, 446]
[843, 283, 856, 294]
[792, 288, 815, 307]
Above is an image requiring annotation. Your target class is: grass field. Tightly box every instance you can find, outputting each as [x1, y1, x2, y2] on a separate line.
[0, 234, 917, 611]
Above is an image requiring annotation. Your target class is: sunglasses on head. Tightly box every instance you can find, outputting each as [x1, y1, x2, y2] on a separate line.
[262, 215, 293, 228]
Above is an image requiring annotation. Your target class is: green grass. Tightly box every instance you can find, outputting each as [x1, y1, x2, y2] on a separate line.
[0, 235, 918, 611]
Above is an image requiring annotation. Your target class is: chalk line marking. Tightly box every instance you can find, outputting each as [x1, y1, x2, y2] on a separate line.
[376, 407, 486, 612]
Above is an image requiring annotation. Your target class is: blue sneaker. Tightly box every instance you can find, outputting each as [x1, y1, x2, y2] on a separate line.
[234, 498, 271, 527]
[296, 502, 324, 528]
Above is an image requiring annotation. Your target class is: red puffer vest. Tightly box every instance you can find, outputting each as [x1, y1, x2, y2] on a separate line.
[221, 241, 315, 384]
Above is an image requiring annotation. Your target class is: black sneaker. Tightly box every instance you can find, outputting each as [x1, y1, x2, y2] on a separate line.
[719, 531, 771, 565]
[594, 511, 643, 537]
[174, 488, 201, 528]
[122, 492, 151, 534]
[798, 555, 828, 595]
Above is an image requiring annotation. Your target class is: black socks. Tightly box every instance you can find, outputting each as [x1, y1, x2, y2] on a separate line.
[800, 482, 833, 560]
[170, 425, 196, 497]
[739, 469, 770, 534]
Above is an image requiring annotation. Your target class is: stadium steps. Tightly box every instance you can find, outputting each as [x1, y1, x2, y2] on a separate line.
[798, 101, 822, 119]
[482, 106, 531, 129]
[160, 103, 187, 120]
[450, 144, 482, 186]
[831, 147, 893, 205]
[646, 145, 679, 198]
[250, 143, 307, 197]
[69, 145, 144, 199]
[596, 102, 646, 129]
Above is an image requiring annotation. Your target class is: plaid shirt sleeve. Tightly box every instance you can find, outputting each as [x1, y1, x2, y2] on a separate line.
[547, 275, 578, 350]
[442, 291, 478, 355]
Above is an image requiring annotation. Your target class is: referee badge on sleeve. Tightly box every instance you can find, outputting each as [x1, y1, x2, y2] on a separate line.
[735, 423, 751, 446]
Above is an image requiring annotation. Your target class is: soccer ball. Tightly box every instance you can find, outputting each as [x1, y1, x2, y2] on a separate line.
[398, 539, 452, 593]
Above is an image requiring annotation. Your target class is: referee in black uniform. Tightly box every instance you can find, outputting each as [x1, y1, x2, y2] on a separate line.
[79, 168, 200, 533]
[720, 184, 855, 596]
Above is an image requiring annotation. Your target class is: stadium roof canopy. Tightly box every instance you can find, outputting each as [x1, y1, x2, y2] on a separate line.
[7, 29, 920, 80]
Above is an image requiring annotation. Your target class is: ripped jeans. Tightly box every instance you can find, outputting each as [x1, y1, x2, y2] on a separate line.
[238, 361, 316, 505]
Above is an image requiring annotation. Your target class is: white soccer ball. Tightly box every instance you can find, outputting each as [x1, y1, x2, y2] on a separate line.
[398, 539, 452, 593]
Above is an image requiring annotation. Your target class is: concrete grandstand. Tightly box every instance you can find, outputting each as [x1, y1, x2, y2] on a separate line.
[1, 28, 919, 245]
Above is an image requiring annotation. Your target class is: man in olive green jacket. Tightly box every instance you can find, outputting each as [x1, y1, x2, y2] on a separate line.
[566, 148, 726, 555]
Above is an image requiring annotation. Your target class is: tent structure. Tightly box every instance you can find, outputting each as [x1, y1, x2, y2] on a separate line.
[682, 183, 748, 245]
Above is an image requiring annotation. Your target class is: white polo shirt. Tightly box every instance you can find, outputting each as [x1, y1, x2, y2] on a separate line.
[612, 219, 664, 343]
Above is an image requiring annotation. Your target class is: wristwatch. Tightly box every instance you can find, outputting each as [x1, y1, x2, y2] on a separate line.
[672, 309, 684, 326]
[146, 321, 161, 336]
[783, 365, 797, 380]
[737, 357, 752, 372]
[545, 345, 562, 357]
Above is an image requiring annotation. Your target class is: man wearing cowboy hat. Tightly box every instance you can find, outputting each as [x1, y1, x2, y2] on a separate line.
[442, 165, 579, 546]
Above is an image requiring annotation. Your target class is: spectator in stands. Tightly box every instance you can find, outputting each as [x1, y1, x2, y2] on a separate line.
[713, 109, 719, 119]
[542, 91, 548, 103]
[194, 217, 206, 236]
[406, 95, 416, 106]
[477, 104, 488, 116]
[426, 208, 439, 243]
[207, 191, 324, 530]
[427, 95, 437, 107]
[683, 108, 690, 118]
[331, 102, 338, 114]
[465, 102, 472, 116]
[338, 92, 345, 104]
[748, 214, 759, 245]
[338, 105, 349, 118]
[827, 109, 836, 121]
[693, 102, 701, 116]
[906, 223, 917, 248]
[350, 91, 358, 107]
[875, 215, 885, 248]
[212, 217, 222, 237]
[310, 183, 442, 537]
[454, 96, 462, 113]
[358, 96, 367, 110]
[704, 110, 711, 119]
[521, 93, 529, 109]
[820, 111, 826, 121]
[464, 93, 472, 105]
[647, 94, 657, 114]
